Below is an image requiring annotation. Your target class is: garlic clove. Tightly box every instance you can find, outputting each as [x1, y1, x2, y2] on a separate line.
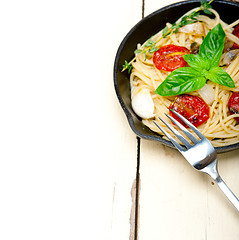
[131, 89, 155, 119]
[197, 84, 214, 106]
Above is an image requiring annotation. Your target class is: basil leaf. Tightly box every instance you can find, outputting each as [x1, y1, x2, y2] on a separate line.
[199, 24, 225, 68]
[183, 54, 210, 70]
[206, 67, 235, 88]
[156, 67, 206, 96]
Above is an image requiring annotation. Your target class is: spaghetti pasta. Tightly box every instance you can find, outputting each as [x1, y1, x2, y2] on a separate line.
[129, 7, 239, 147]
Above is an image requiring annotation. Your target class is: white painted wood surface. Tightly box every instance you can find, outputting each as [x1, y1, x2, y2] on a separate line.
[1, 0, 239, 240]
[1, 0, 141, 239]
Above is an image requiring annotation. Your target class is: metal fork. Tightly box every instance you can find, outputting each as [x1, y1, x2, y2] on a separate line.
[154, 110, 239, 212]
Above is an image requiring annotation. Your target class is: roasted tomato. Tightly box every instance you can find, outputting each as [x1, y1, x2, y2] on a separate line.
[232, 24, 239, 49]
[169, 94, 210, 127]
[228, 92, 239, 122]
[153, 44, 190, 72]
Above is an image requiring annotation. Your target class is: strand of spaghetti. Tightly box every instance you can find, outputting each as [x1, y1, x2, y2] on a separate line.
[224, 19, 239, 30]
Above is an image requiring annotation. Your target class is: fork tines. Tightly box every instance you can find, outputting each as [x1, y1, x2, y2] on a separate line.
[153, 110, 205, 151]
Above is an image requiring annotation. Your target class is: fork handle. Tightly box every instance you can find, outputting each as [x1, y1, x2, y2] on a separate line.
[214, 176, 239, 212]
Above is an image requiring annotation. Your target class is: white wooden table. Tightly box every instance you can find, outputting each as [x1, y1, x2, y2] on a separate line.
[1, 0, 239, 239]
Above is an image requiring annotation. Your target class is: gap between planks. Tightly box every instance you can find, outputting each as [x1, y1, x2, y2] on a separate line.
[129, 137, 141, 240]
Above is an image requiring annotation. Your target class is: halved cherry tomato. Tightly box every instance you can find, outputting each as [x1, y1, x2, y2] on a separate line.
[153, 44, 190, 72]
[228, 92, 239, 122]
[169, 94, 210, 127]
[232, 24, 239, 49]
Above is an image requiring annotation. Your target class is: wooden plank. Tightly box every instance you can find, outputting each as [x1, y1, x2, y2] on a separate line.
[0, 0, 142, 239]
[78, 0, 143, 239]
[139, 140, 239, 239]
[107, 1, 143, 239]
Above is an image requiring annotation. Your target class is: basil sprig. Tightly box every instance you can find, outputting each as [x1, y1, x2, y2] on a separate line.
[156, 24, 235, 96]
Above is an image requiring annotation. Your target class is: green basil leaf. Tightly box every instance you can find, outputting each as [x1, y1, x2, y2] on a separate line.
[183, 54, 210, 71]
[155, 67, 206, 96]
[199, 24, 225, 68]
[206, 67, 235, 88]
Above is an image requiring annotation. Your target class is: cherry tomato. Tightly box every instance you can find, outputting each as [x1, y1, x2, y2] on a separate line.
[228, 92, 239, 122]
[153, 44, 190, 72]
[232, 24, 239, 49]
[169, 94, 210, 127]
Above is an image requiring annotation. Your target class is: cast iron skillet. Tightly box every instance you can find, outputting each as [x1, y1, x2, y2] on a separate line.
[114, 0, 239, 153]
